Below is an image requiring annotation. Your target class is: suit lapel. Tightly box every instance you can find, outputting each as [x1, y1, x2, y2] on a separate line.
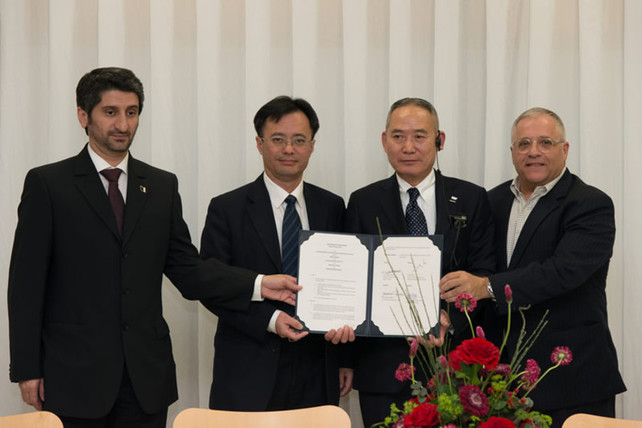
[304, 184, 326, 230]
[434, 171, 453, 237]
[509, 170, 572, 269]
[122, 157, 149, 245]
[378, 175, 407, 234]
[247, 175, 281, 270]
[73, 147, 122, 241]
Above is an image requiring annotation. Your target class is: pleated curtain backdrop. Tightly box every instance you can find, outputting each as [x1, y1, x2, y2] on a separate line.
[1, 1, 641, 427]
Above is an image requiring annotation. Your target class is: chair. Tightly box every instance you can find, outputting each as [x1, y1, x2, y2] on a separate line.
[173, 405, 351, 428]
[0, 411, 63, 428]
[563, 413, 642, 428]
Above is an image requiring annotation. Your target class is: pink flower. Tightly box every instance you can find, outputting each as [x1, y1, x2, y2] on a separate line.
[438, 355, 448, 369]
[504, 285, 513, 303]
[409, 338, 419, 358]
[395, 363, 415, 382]
[521, 359, 540, 386]
[551, 346, 573, 366]
[495, 363, 512, 376]
[476, 326, 486, 338]
[455, 293, 477, 313]
[459, 384, 489, 417]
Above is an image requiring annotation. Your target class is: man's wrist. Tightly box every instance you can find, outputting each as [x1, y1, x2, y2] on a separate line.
[486, 278, 496, 302]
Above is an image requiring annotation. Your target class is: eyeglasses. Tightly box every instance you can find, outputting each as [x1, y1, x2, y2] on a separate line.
[260, 136, 312, 148]
[512, 137, 565, 154]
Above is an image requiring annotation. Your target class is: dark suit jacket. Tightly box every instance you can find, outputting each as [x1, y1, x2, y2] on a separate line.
[485, 169, 626, 412]
[7, 146, 257, 418]
[200, 174, 346, 410]
[344, 171, 495, 394]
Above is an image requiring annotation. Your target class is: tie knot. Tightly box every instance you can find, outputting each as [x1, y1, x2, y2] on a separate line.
[101, 168, 122, 183]
[408, 187, 420, 203]
[285, 194, 297, 206]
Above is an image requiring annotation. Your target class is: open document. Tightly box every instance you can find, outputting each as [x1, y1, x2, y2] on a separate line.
[296, 231, 442, 337]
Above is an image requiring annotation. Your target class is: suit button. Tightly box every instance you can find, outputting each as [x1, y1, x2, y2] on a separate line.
[122, 253, 129, 259]
[122, 323, 129, 332]
[123, 288, 131, 295]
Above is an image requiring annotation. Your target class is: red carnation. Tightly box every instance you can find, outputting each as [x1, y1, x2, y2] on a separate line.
[479, 416, 517, 428]
[403, 402, 440, 427]
[521, 359, 540, 386]
[448, 337, 500, 370]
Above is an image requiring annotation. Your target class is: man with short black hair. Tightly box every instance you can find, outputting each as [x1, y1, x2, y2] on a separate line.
[345, 97, 495, 427]
[200, 95, 353, 411]
[8, 67, 300, 427]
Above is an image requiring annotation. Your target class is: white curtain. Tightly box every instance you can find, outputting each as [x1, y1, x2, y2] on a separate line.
[1, 1, 640, 426]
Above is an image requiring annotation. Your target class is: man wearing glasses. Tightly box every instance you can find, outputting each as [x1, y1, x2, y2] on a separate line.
[440, 107, 626, 427]
[199, 96, 353, 411]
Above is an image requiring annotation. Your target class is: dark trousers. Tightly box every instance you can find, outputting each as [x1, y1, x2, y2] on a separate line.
[359, 389, 409, 428]
[266, 336, 327, 411]
[548, 396, 615, 428]
[58, 369, 167, 428]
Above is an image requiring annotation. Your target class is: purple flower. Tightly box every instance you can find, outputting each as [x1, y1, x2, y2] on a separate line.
[459, 384, 489, 417]
[495, 363, 512, 376]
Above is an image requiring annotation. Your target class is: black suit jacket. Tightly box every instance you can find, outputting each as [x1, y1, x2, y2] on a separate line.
[486, 169, 626, 412]
[344, 171, 495, 393]
[8, 146, 257, 418]
[200, 174, 346, 410]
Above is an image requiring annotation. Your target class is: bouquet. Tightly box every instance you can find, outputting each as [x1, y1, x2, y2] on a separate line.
[377, 287, 573, 428]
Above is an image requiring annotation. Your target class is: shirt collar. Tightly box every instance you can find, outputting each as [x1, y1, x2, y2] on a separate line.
[510, 168, 566, 199]
[396, 169, 436, 196]
[262, 173, 304, 208]
[87, 143, 129, 174]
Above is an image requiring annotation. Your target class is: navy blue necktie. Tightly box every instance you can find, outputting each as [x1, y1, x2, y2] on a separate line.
[100, 169, 125, 235]
[281, 195, 302, 277]
[405, 187, 428, 236]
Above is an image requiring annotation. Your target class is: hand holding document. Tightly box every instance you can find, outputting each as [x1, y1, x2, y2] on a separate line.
[296, 231, 442, 337]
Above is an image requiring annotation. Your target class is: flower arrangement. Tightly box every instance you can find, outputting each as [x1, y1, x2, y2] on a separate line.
[377, 286, 573, 428]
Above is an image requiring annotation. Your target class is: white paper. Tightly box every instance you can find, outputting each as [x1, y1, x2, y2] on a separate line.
[371, 236, 441, 336]
[296, 233, 369, 332]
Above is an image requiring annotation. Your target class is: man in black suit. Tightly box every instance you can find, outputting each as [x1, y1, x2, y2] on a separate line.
[7, 68, 301, 428]
[344, 98, 495, 427]
[440, 107, 626, 427]
[200, 96, 353, 411]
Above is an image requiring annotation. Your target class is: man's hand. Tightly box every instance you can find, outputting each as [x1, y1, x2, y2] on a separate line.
[324, 325, 356, 344]
[439, 271, 488, 302]
[19, 378, 44, 410]
[261, 274, 302, 306]
[339, 368, 354, 396]
[275, 312, 308, 341]
[425, 309, 450, 347]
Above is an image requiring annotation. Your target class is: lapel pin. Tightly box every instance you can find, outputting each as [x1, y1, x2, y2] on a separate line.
[449, 196, 458, 203]
[139, 185, 147, 193]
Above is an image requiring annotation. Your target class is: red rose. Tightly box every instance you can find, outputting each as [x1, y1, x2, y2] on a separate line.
[479, 416, 516, 428]
[403, 403, 440, 427]
[449, 337, 500, 370]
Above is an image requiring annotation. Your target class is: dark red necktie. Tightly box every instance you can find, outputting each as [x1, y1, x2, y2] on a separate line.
[100, 169, 125, 235]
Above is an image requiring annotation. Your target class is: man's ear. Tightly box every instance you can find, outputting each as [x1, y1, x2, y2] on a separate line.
[77, 107, 89, 128]
[256, 136, 264, 155]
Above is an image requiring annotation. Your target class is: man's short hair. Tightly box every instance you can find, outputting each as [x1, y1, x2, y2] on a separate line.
[511, 107, 566, 141]
[76, 67, 145, 116]
[386, 97, 439, 131]
[253, 96, 320, 138]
